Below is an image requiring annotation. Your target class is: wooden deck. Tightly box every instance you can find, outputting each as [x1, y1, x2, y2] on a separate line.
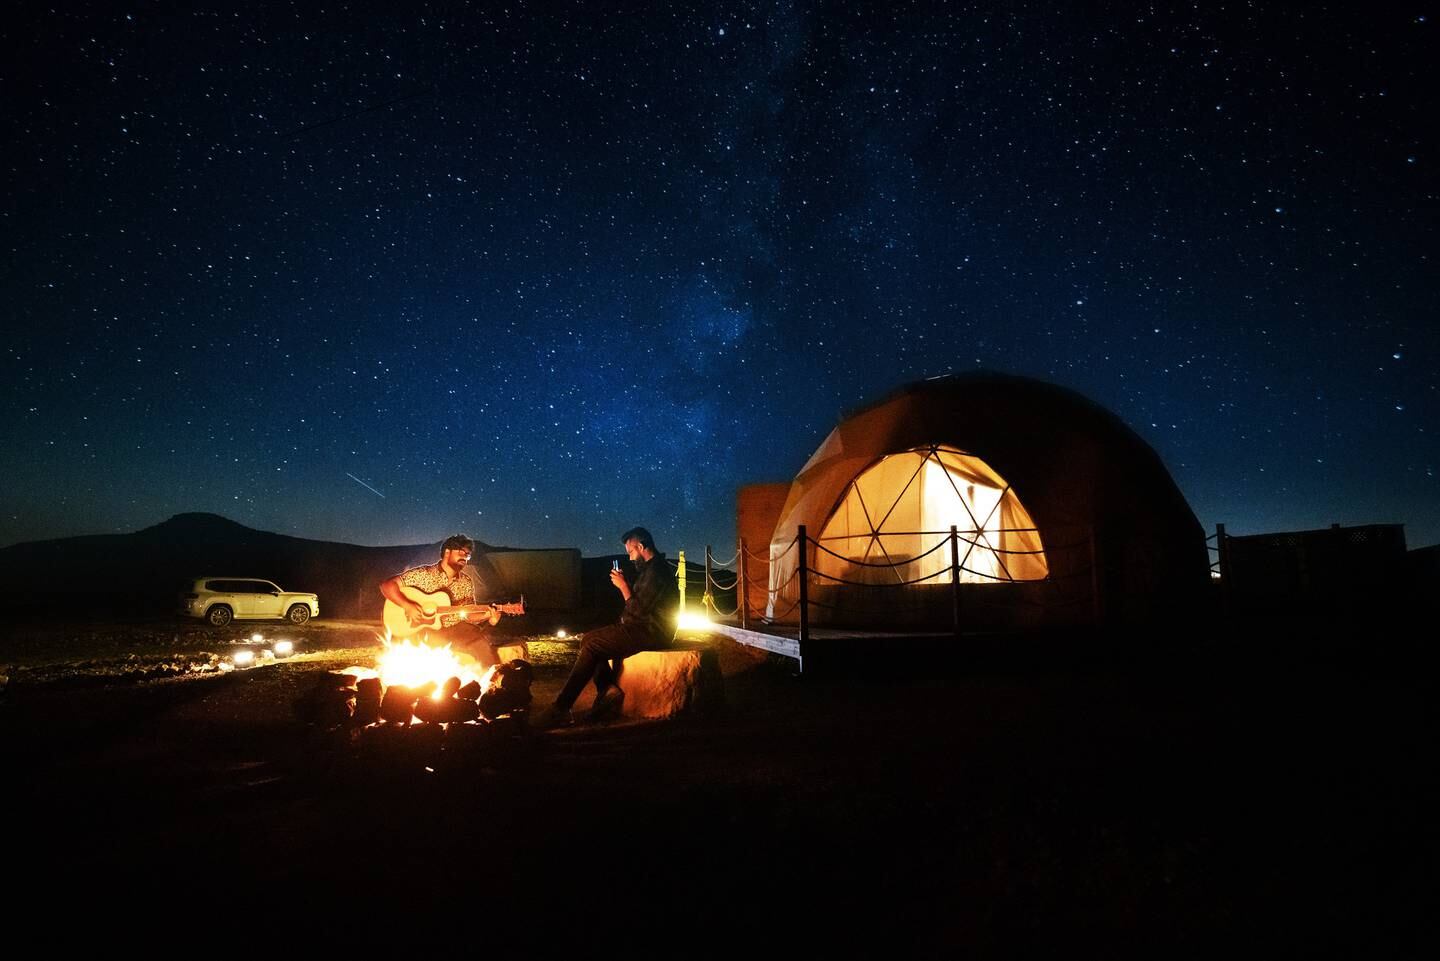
[696, 622, 957, 671]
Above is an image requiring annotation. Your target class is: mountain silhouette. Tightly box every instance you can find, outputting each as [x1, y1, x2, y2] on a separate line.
[0, 514, 503, 619]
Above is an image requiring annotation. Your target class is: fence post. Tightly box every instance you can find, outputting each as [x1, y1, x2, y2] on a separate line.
[704, 545, 714, 617]
[677, 549, 686, 618]
[797, 525, 810, 654]
[1215, 523, 1230, 614]
[951, 525, 962, 638]
[739, 537, 750, 630]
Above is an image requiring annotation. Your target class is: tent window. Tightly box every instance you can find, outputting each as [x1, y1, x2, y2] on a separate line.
[816, 445, 1048, 584]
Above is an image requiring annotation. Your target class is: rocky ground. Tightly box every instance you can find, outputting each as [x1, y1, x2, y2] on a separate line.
[0, 617, 1427, 951]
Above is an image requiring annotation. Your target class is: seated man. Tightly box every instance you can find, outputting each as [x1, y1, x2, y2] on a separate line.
[379, 534, 508, 669]
[538, 526, 678, 727]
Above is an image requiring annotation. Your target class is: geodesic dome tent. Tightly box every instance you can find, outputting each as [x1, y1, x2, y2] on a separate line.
[761, 373, 1208, 628]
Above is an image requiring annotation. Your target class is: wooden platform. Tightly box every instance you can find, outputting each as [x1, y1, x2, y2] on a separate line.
[700, 623, 956, 672]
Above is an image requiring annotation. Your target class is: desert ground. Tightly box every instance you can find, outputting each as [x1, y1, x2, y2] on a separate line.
[1, 615, 1426, 951]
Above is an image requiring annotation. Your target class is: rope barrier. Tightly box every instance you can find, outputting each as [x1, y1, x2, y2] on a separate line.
[765, 566, 801, 594]
[763, 597, 801, 620]
[808, 536, 952, 567]
[746, 534, 798, 562]
[708, 549, 739, 568]
[1029, 539, 1091, 553]
[703, 593, 740, 617]
[813, 525, 1047, 537]
[743, 544, 775, 562]
[807, 558, 1071, 586]
[811, 532, 1051, 558]
[706, 571, 739, 589]
[808, 567, 953, 587]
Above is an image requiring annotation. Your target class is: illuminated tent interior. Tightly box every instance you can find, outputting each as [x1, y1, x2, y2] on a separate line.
[816, 445, 1048, 586]
[753, 373, 1209, 629]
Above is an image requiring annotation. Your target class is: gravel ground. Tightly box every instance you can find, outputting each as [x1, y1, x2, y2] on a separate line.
[0, 619, 1427, 952]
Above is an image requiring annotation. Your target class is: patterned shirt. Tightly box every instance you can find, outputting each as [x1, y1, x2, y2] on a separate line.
[398, 562, 476, 630]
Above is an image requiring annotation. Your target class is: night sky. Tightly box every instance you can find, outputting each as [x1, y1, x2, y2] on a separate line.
[3, 2, 1436, 555]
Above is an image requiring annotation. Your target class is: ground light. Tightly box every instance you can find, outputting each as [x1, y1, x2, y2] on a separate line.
[232, 649, 255, 667]
[676, 611, 713, 631]
[273, 640, 294, 657]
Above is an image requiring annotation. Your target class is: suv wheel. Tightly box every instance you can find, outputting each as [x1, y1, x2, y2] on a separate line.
[286, 604, 312, 625]
[207, 604, 234, 627]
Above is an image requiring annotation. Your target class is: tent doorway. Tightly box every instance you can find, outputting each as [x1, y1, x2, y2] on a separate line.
[815, 445, 1048, 586]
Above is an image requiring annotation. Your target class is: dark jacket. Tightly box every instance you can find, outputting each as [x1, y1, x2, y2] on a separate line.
[619, 552, 679, 643]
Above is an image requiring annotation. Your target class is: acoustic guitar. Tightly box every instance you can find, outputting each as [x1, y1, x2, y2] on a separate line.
[383, 585, 526, 639]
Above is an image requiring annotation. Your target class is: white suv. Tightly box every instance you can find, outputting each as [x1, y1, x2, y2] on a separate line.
[180, 577, 319, 627]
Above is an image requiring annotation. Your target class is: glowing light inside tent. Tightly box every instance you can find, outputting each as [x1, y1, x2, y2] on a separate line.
[814, 445, 1047, 585]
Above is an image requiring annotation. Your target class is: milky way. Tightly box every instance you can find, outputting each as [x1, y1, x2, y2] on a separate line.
[3, 2, 1435, 553]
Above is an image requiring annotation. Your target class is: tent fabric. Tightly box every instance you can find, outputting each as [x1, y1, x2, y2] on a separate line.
[765, 373, 1208, 626]
[814, 445, 1048, 586]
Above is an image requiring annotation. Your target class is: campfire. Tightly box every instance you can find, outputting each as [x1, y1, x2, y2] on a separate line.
[294, 631, 534, 767]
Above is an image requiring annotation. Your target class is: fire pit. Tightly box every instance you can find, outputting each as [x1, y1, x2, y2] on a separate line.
[294, 634, 535, 771]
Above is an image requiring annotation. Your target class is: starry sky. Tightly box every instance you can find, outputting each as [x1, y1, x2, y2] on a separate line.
[3, 1, 1436, 555]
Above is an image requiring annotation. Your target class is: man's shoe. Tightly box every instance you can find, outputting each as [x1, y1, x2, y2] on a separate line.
[530, 704, 572, 731]
[585, 687, 625, 723]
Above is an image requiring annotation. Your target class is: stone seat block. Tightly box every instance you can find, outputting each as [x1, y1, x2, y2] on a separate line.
[572, 645, 723, 719]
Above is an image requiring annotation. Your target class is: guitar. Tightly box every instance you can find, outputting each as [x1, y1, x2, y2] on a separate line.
[383, 585, 526, 639]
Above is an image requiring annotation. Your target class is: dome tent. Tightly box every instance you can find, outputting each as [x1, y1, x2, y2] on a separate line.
[762, 373, 1208, 629]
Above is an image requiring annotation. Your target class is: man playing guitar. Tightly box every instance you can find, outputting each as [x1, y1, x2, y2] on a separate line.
[378, 534, 519, 668]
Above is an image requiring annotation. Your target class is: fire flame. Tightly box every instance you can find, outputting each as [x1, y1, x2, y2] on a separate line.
[358, 629, 496, 699]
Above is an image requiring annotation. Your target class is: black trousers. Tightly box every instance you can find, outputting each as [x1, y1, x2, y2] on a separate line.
[554, 621, 667, 710]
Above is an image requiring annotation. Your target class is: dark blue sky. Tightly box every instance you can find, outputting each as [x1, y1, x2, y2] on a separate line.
[3, 2, 1436, 554]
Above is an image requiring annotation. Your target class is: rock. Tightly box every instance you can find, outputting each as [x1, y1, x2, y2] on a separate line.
[478, 659, 533, 719]
[496, 641, 529, 664]
[354, 677, 383, 725]
[571, 646, 724, 720]
[379, 685, 419, 724]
